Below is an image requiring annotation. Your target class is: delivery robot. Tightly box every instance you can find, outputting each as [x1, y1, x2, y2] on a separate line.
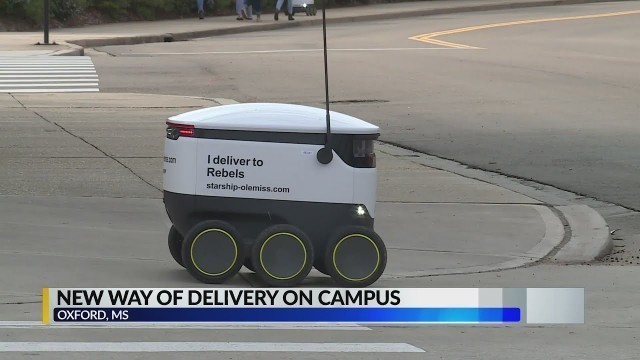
[163, 103, 386, 287]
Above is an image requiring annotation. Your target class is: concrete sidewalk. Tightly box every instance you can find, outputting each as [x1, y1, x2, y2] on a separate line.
[0, 0, 620, 56]
[0, 93, 611, 291]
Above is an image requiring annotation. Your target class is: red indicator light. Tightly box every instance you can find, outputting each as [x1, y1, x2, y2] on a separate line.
[178, 128, 194, 137]
[166, 122, 195, 139]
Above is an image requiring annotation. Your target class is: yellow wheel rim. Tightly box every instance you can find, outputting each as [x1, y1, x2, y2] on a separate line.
[332, 234, 380, 281]
[259, 232, 307, 280]
[190, 228, 238, 276]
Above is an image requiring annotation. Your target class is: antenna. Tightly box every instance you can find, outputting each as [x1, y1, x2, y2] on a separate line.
[316, 0, 333, 164]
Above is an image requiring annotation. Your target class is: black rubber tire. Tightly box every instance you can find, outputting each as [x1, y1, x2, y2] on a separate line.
[168, 225, 185, 268]
[252, 224, 313, 287]
[182, 220, 244, 284]
[324, 226, 387, 287]
[244, 258, 256, 272]
[314, 261, 330, 276]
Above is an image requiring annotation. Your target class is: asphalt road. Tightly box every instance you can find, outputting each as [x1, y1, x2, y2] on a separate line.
[94, 1, 640, 212]
[7, 93, 632, 360]
[2, 2, 639, 359]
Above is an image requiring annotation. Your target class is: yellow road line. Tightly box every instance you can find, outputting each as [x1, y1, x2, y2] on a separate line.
[410, 9, 640, 49]
[418, 37, 481, 49]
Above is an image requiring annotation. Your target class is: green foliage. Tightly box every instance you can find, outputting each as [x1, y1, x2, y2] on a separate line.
[0, 0, 381, 26]
[88, 0, 130, 20]
[215, 0, 233, 12]
[52, 0, 86, 21]
[23, 0, 45, 24]
[0, 0, 29, 16]
[87, 0, 200, 20]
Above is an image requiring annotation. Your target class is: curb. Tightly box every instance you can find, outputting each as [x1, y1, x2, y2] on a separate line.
[374, 141, 613, 275]
[51, 41, 84, 56]
[64, 0, 622, 50]
[381, 203, 567, 279]
[552, 205, 612, 263]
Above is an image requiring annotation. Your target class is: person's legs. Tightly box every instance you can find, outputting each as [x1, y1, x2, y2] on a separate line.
[241, 0, 252, 19]
[275, 0, 285, 20]
[287, 0, 294, 20]
[247, 2, 253, 18]
[236, 0, 244, 19]
[251, 0, 262, 14]
[253, 0, 261, 20]
[197, 0, 205, 18]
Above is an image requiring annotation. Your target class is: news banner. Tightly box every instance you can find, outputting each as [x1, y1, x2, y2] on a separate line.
[42, 288, 584, 325]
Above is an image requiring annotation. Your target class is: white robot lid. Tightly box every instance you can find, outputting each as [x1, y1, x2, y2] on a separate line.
[168, 103, 380, 135]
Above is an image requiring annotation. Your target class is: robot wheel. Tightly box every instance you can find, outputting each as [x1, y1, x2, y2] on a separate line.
[323, 226, 387, 287]
[168, 225, 185, 268]
[182, 220, 245, 284]
[313, 261, 330, 276]
[244, 258, 256, 272]
[251, 224, 314, 287]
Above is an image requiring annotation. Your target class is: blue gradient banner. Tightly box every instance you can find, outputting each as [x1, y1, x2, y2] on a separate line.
[53, 307, 521, 323]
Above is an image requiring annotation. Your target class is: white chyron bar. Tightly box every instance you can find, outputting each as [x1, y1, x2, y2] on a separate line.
[42, 288, 584, 325]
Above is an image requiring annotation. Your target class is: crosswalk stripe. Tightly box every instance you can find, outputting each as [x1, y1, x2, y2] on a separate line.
[0, 79, 98, 83]
[0, 60, 93, 66]
[0, 57, 91, 64]
[2, 88, 99, 93]
[0, 56, 99, 93]
[0, 70, 96, 74]
[0, 83, 99, 87]
[0, 57, 92, 60]
[0, 67, 96, 70]
[0, 342, 424, 353]
[0, 322, 418, 354]
[0, 321, 370, 331]
[0, 63, 94, 66]
[0, 75, 98, 78]
[2, 64, 94, 69]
